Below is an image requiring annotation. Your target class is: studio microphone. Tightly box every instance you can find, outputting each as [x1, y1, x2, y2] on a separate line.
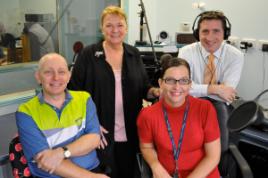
[137, 0, 157, 64]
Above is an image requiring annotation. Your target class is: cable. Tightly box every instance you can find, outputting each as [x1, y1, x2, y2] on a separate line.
[254, 89, 268, 102]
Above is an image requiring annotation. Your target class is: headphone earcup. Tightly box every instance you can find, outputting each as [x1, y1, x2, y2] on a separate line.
[193, 29, 199, 41]
[224, 27, 231, 40]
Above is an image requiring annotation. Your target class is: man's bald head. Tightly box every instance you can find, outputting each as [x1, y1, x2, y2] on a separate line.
[38, 53, 68, 71]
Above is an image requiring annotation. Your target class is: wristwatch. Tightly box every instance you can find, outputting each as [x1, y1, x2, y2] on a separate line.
[62, 146, 71, 159]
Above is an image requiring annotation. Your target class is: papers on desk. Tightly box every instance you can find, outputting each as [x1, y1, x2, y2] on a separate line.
[136, 45, 178, 53]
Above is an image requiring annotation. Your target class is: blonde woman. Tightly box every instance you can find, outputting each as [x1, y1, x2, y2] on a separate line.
[68, 6, 159, 178]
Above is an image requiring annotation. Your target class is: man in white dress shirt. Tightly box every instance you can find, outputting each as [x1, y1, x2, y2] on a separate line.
[179, 11, 244, 103]
[178, 11, 244, 177]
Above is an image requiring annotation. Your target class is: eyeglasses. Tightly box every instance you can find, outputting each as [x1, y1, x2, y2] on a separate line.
[162, 77, 191, 85]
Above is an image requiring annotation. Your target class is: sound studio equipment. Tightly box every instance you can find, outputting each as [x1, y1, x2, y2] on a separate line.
[135, 7, 147, 46]
[228, 89, 268, 132]
[228, 89, 268, 178]
[135, 0, 162, 87]
[175, 33, 196, 47]
[140, 51, 177, 86]
[192, 11, 232, 41]
[136, 0, 157, 63]
[156, 31, 170, 45]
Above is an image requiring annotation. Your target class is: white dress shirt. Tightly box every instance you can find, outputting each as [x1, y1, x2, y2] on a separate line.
[178, 42, 244, 101]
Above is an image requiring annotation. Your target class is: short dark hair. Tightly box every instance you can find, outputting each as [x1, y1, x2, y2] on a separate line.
[197, 11, 227, 31]
[159, 54, 191, 78]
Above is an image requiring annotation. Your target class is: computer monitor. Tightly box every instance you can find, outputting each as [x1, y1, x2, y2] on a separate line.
[176, 32, 196, 46]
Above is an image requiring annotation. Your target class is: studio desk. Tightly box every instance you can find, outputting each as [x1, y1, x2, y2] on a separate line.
[232, 127, 268, 178]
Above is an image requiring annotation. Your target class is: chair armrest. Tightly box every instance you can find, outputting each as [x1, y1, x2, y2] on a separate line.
[136, 153, 152, 178]
[0, 154, 9, 166]
[229, 143, 253, 178]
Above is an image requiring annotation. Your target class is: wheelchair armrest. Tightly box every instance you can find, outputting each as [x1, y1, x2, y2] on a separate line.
[229, 143, 253, 178]
[0, 154, 9, 166]
[136, 153, 152, 178]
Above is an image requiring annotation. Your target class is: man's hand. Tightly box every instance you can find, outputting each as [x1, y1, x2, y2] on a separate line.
[216, 84, 237, 103]
[35, 148, 64, 174]
[91, 173, 110, 178]
[98, 126, 109, 149]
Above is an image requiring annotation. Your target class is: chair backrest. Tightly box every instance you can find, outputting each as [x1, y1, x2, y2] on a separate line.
[9, 136, 33, 178]
[210, 100, 238, 178]
[216, 102, 231, 152]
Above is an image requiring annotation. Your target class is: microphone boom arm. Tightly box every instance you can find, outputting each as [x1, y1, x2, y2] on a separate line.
[139, 9, 144, 42]
[138, 0, 158, 65]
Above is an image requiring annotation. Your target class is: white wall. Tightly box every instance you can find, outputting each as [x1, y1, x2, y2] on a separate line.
[127, 0, 268, 44]
[127, 0, 157, 46]
[0, 0, 21, 36]
[19, 0, 56, 16]
[126, 0, 268, 105]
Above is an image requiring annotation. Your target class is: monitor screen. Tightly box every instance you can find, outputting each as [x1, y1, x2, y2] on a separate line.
[176, 33, 196, 45]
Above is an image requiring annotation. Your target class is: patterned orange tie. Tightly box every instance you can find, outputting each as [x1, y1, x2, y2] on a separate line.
[204, 54, 216, 84]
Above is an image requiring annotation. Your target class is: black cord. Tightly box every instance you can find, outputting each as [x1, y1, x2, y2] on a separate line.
[254, 89, 268, 102]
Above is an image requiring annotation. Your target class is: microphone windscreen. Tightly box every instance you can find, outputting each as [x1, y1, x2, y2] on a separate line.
[73, 41, 84, 53]
[228, 101, 258, 132]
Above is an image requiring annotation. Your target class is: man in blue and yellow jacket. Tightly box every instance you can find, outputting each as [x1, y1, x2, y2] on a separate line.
[16, 53, 109, 178]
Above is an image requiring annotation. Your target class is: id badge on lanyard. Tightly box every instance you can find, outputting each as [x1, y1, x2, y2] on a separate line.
[173, 174, 179, 178]
[173, 161, 182, 178]
[162, 98, 190, 178]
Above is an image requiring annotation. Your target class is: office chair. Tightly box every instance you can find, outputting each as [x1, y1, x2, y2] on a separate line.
[136, 153, 152, 178]
[209, 100, 253, 178]
[137, 140, 253, 178]
[9, 135, 33, 178]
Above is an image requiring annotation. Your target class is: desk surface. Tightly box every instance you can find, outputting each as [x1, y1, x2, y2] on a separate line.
[237, 127, 268, 178]
[239, 127, 268, 148]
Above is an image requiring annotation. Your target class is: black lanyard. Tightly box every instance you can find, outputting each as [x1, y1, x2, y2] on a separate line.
[162, 98, 190, 178]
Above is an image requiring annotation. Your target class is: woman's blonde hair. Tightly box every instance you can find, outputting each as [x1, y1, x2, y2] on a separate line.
[100, 6, 127, 27]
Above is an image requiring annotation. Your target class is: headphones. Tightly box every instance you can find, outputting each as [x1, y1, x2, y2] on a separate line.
[192, 11, 231, 41]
